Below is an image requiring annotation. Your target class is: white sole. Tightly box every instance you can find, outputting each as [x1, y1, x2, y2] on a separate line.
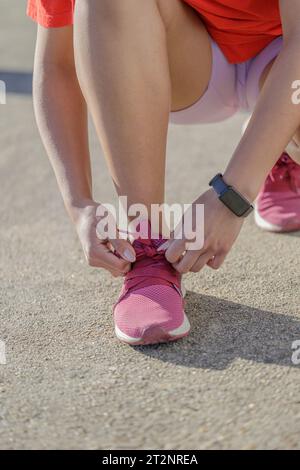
[115, 312, 191, 345]
[254, 208, 284, 232]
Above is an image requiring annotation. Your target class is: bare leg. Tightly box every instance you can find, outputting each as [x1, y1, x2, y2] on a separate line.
[260, 58, 300, 164]
[74, 0, 211, 213]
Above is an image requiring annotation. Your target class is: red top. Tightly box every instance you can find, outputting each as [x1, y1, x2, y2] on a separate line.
[27, 0, 282, 63]
[27, 0, 75, 28]
[183, 0, 282, 63]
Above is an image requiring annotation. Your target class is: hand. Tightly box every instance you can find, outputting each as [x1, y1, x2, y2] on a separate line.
[71, 200, 136, 277]
[165, 189, 245, 273]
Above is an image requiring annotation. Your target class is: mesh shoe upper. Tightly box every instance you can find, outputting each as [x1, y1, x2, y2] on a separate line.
[256, 153, 300, 231]
[114, 237, 185, 341]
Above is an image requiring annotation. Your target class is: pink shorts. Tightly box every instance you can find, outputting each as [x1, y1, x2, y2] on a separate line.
[170, 36, 282, 125]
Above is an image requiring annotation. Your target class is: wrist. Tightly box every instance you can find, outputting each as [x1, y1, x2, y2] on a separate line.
[209, 173, 254, 218]
[65, 198, 96, 224]
[223, 169, 259, 202]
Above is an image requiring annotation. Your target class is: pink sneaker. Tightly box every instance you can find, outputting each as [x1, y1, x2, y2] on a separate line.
[114, 235, 190, 346]
[255, 153, 300, 233]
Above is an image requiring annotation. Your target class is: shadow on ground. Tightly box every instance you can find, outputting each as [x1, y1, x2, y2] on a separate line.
[0, 70, 32, 95]
[284, 230, 300, 238]
[137, 292, 300, 370]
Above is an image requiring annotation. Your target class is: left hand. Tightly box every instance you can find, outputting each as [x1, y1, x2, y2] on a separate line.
[165, 189, 245, 273]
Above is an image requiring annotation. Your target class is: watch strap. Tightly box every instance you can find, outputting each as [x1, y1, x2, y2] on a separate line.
[209, 173, 230, 197]
[209, 173, 254, 218]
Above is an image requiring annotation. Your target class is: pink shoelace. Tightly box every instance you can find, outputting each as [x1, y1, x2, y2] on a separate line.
[123, 238, 181, 294]
[268, 153, 300, 194]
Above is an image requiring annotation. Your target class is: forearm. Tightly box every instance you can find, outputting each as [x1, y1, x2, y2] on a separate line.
[224, 37, 300, 200]
[33, 62, 92, 220]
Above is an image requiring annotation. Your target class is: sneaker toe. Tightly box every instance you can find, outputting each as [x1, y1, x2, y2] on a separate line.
[256, 196, 300, 232]
[114, 285, 188, 344]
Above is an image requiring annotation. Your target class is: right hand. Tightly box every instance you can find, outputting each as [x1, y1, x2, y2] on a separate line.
[72, 200, 136, 277]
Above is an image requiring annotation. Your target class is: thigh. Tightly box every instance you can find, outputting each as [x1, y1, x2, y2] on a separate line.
[158, 0, 212, 111]
[246, 36, 300, 159]
[170, 41, 238, 125]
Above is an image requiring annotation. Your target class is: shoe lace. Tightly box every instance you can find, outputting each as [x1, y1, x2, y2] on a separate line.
[134, 238, 166, 264]
[123, 238, 180, 293]
[269, 153, 300, 193]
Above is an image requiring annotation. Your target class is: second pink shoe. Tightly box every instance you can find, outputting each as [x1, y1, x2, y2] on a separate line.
[255, 153, 300, 233]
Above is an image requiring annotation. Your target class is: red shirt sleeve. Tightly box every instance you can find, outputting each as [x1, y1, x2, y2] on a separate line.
[27, 0, 75, 28]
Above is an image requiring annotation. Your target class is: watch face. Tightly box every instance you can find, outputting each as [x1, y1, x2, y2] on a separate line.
[220, 188, 250, 217]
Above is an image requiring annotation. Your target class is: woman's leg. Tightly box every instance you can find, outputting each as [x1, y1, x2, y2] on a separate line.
[260, 58, 300, 163]
[253, 51, 300, 232]
[73, 0, 211, 213]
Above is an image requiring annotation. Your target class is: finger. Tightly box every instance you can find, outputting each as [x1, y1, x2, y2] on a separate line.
[108, 268, 126, 278]
[165, 239, 186, 264]
[90, 245, 131, 273]
[172, 250, 200, 274]
[99, 256, 127, 277]
[100, 255, 131, 276]
[206, 252, 227, 270]
[190, 250, 216, 273]
[95, 259, 131, 275]
[88, 254, 131, 274]
[110, 238, 136, 263]
[102, 253, 131, 273]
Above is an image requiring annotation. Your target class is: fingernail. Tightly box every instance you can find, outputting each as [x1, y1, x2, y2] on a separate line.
[123, 249, 136, 263]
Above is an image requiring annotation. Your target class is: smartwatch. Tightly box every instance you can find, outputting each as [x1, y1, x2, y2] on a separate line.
[209, 173, 254, 218]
